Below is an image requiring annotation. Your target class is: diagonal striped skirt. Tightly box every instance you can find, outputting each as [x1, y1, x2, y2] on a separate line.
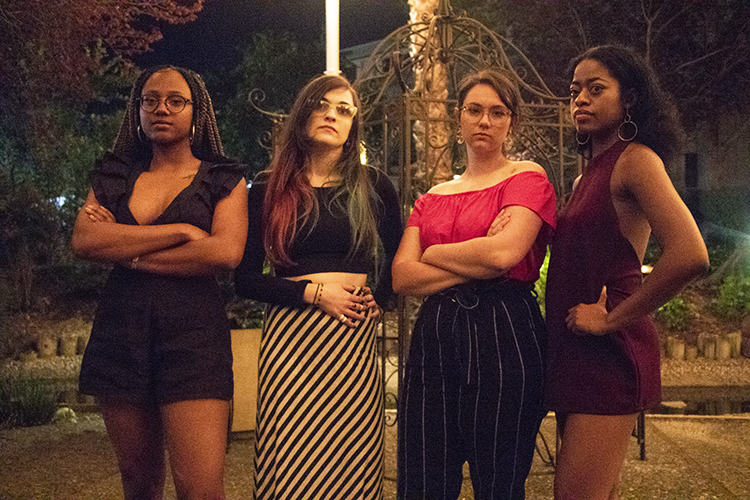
[252, 302, 384, 500]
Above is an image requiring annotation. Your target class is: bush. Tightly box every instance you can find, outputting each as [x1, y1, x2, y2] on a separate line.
[655, 295, 693, 331]
[535, 250, 550, 317]
[711, 270, 750, 321]
[0, 376, 60, 428]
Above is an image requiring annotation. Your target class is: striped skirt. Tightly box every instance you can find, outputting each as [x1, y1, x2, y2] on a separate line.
[252, 302, 384, 500]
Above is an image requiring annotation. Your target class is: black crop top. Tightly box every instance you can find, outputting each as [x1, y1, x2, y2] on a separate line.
[234, 168, 403, 308]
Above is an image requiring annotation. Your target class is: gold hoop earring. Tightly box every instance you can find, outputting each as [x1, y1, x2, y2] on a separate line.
[618, 111, 638, 142]
[456, 128, 464, 145]
[190, 124, 195, 145]
[576, 132, 590, 145]
[137, 125, 148, 143]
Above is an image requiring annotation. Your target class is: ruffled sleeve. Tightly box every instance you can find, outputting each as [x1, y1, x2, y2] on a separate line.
[500, 171, 557, 230]
[198, 159, 246, 208]
[406, 196, 425, 228]
[89, 152, 137, 212]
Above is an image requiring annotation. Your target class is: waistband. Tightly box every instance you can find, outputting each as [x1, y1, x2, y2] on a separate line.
[427, 279, 535, 309]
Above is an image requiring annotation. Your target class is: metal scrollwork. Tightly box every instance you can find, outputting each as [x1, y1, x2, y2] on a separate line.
[352, 0, 577, 427]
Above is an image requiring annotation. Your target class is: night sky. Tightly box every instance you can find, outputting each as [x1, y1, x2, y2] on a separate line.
[136, 0, 410, 74]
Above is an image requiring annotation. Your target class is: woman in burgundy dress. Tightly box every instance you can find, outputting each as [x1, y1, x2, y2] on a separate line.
[545, 46, 709, 499]
[393, 69, 556, 499]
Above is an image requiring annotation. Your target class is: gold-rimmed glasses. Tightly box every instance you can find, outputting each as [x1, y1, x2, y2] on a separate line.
[312, 99, 358, 119]
[460, 104, 512, 124]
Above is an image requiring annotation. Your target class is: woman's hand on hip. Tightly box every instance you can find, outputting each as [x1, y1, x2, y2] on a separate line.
[361, 287, 381, 319]
[566, 286, 611, 335]
[316, 283, 367, 328]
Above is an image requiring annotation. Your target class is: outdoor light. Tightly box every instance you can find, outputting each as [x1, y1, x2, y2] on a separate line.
[325, 0, 340, 74]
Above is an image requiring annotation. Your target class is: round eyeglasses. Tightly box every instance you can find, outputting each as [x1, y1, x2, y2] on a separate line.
[139, 95, 193, 113]
[312, 99, 358, 119]
[460, 104, 513, 124]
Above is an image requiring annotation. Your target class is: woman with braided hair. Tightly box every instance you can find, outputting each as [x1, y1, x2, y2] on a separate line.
[72, 65, 247, 500]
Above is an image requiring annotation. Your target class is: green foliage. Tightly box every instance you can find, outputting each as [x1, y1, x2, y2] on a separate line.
[655, 295, 693, 332]
[0, 376, 60, 428]
[534, 249, 550, 317]
[226, 299, 265, 330]
[211, 31, 326, 176]
[711, 270, 750, 321]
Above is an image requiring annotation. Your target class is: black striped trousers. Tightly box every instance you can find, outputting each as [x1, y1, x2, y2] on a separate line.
[253, 303, 384, 500]
[398, 280, 546, 500]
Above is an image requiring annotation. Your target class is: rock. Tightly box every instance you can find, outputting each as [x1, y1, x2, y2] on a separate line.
[76, 335, 89, 355]
[702, 335, 716, 359]
[20, 351, 38, 363]
[742, 337, 750, 358]
[727, 331, 742, 358]
[685, 345, 698, 361]
[671, 339, 685, 361]
[716, 338, 732, 361]
[52, 407, 77, 425]
[59, 336, 78, 357]
[36, 336, 57, 358]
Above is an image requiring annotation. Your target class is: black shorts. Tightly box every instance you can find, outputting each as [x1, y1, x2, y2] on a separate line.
[79, 269, 234, 405]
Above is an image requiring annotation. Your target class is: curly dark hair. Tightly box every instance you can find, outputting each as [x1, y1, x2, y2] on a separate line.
[112, 65, 225, 163]
[568, 45, 685, 163]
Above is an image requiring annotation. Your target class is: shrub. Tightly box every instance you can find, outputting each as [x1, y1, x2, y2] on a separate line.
[711, 270, 750, 321]
[0, 376, 60, 428]
[655, 295, 693, 331]
[535, 250, 550, 317]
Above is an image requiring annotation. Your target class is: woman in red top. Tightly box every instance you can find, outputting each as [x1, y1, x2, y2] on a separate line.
[392, 69, 556, 499]
[546, 46, 709, 500]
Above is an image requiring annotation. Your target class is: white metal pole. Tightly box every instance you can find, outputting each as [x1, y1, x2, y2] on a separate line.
[325, 0, 340, 74]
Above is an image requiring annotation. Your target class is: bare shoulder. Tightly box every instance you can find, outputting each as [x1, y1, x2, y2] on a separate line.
[510, 160, 547, 176]
[426, 178, 461, 195]
[616, 143, 664, 175]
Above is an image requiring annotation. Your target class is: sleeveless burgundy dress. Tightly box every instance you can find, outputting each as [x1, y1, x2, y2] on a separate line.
[545, 140, 661, 415]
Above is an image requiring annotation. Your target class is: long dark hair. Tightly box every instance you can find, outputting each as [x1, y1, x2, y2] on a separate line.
[568, 45, 684, 162]
[112, 65, 225, 163]
[263, 74, 378, 267]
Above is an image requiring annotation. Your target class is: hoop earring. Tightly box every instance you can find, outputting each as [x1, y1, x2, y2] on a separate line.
[618, 111, 638, 141]
[137, 125, 148, 143]
[576, 132, 590, 145]
[189, 124, 195, 145]
[456, 128, 464, 145]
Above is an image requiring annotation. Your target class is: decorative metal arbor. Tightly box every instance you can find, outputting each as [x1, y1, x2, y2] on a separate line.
[351, 0, 578, 425]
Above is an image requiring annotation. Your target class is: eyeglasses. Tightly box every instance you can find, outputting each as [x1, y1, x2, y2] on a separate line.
[312, 99, 358, 119]
[460, 104, 513, 124]
[139, 95, 193, 113]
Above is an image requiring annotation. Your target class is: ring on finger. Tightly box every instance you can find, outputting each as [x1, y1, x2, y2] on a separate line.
[338, 313, 346, 322]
